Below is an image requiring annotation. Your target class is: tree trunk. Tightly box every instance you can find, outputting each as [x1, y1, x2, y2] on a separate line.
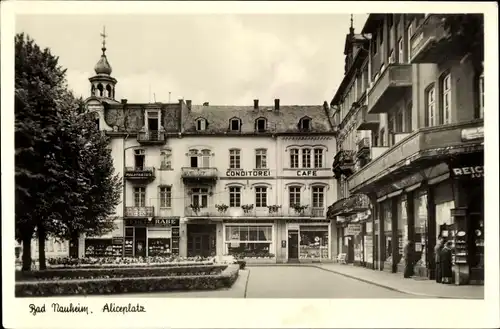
[21, 235, 32, 271]
[38, 225, 47, 270]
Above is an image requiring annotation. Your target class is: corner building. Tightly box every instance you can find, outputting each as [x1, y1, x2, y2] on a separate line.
[328, 14, 484, 285]
[81, 40, 339, 263]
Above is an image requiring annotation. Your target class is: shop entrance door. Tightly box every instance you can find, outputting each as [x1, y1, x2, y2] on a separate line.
[135, 227, 147, 257]
[288, 230, 299, 261]
[347, 237, 354, 263]
[187, 224, 216, 257]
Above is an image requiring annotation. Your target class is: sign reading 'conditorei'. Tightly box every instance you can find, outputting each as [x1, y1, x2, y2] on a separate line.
[225, 169, 270, 177]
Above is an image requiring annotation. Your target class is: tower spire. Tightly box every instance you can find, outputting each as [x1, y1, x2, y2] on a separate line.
[349, 14, 354, 34]
[100, 26, 107, 55]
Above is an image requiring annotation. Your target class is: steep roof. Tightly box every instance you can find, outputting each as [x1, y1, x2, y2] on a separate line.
[181, 103, 335, 135]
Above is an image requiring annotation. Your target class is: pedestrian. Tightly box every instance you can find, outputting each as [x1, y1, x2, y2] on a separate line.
[440, 241, 454, 284]
[434, 236, 444, 283]
[403, 240, 414, 278]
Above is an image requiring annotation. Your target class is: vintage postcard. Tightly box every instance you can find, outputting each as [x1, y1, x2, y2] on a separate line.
[2, 1, 498, 328]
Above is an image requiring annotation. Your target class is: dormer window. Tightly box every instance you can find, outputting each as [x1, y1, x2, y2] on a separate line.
[230, 118, 241, 132]
[196, 118, 207, 131]
[255, 118, 267, 132]
[299, 117, 311, 131]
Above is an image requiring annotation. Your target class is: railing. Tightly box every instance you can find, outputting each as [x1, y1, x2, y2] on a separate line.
[394, 132, 411, 145]
[348, 120, 484, 192]
[184, 206, 325, 218]
[286, 207, 325, 217]
[367, 64, 412, 114]
[410, 14, 449, 63]
[357, 138, 370, 152]
[181, 167, 218, 179]
[356, 105, 380, 131]
[124, 167, 156, 179]
[125, 206, 155, 217]
[137, 130, 165, 143]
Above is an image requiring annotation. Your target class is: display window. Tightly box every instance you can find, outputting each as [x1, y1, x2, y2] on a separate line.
[414, 191, 428, 267]
[382, 201, 392, 263]
[397, 196, 407, 265]
[299, 226, 328, 259]
[224, 225, 274, 258]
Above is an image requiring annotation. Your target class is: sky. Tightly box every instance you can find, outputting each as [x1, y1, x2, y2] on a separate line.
[15, 14, 368, 106]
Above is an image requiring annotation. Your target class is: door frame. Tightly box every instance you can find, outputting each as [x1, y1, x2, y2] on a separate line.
[287, 229, 299, 260]
[134, 226, 148, 258]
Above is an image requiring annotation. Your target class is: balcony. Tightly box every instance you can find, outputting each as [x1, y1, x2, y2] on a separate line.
[356, 138, 371, 159]
[410, 15, 457, 64]
[137, 130, 166, 145]
[327, 194, 371, 218]
[286, 207, 325, 218]
[371, 146, 390, 161]
[367, 64, 412, 114]
[124, 167, 156, 181]
[125, 206, 155, 218]
[356, 106, 380, 131]
[348, 119, 484, 193]
[184, 206, 283, 218]
[332, 150, 356, 179]
[181, 167, 218, 184]
[393, 132, 411, 145]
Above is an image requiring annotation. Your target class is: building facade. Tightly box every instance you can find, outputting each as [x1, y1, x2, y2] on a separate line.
[328, 14, 484, 285]
[75, 38, 339, 263]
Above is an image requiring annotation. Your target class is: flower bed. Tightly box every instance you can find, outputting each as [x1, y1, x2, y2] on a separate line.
[16, 265, 240, 297]
[47, 256, 211, 267]
[16, 265, 227, 281]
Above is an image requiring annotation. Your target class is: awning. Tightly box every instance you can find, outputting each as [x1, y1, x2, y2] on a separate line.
[327, 194, 371, 218]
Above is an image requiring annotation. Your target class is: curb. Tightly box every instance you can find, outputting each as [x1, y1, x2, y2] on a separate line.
[247, 264, 481, 299]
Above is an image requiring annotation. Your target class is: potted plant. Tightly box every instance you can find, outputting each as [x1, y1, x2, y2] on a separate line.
[215, 203, 229, 214]
[293, 204, 309, 215]
[241, 204, 254, 214]
[267, 205, 281, 214]
[189, 204, 201, 214]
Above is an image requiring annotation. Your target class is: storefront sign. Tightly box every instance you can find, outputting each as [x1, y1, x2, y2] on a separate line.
[225, 169, 270, 177]
[461, 127, 484, 141]
[125, 217, 180, 227]
[345, 223, 362, 236]
[124, 171, 154, 178]
[296, 170, 317, 176]
[451, 166, 484, 178]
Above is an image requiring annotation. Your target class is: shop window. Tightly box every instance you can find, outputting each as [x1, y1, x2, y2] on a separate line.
[289, 186, 301, 207]
[159, 186, 172, 208]
[255, 149, 267, 169]
[160, 149, 172, 170]
[134, 187, 146, 207]
[255, 186, 267, 208]
[398, 196, 408, 265]
[383, 201, 392, 263]
[299, 226, 329, 259]
[229, 186, 241, 207]
[225, 225, 273, 258]
[414, 191, 428, 268]
[313, 148, 324, 168]
[435, 200, 455, 239]
[290, 148, 299, 168]
[229, 149, 241, 169]
[301, 148, 311, 168]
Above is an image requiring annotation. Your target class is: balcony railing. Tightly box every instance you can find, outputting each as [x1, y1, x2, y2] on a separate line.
[410, 14, 452, 64]
[137, 130, 166, 144]
[327, 194, 370, 218]
[125, 206, 155, 218]
[357, 138, 371, 159]
[332, 150, 356, 179]
[367, 64, 412, 114]
[181, 167, 218, 183]
[184, 206, 325, 218]
[348, 120, 484, 193]
[124, 167, 156, 180]
[356, 105, 380, 131]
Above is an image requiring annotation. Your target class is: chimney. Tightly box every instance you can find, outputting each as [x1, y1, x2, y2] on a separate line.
[253, 99, 259, 109]
[186, 100, 192, 110]
[274, 99, 280, 111]
[323, 101, 329, 111]
[203, 102, 209, 106]
[121, 99, 128, 104]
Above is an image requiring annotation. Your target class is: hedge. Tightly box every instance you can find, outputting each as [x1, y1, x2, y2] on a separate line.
[16, 265, 239, 297]
[16, 265, 227, 281]
[47, 256, 212, 267]
[47, 261, 214, 270]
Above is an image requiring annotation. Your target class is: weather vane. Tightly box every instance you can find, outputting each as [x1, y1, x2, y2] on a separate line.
[100, 26, 107, 54]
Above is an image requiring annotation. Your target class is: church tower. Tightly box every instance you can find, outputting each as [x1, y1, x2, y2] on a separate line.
[89, 27, 117, 100]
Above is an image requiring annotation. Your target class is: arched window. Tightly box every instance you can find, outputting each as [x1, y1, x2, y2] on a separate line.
[298, 116, 312, 131]
[106, 84, 112, 98]
[255, 117, 267, 132]
[229, 117, 242, 132]
[97, 83, 104, 97]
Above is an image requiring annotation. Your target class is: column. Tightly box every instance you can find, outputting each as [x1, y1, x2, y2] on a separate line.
[406, 191, 415, 276]
[426, 184, 436, 279]
[368, 193, 377, 270]
[391, 197, 399, 273]
[330, 220, 337, 261]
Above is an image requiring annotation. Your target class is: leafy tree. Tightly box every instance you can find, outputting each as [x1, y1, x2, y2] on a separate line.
[15, 33, 122, 270]
[443, 14, 484, 71]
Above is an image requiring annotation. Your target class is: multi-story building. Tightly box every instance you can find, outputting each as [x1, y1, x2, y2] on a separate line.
[327, 14, 484, 285]
[78, 36, 339, 263]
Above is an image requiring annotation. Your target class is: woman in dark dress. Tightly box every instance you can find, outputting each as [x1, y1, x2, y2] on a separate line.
[434, 236, 444, 283]
[403, 241, 414, 278]
[440, 241, 453, 284]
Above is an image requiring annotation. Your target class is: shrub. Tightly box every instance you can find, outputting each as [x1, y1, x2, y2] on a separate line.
[237, 260, 246, 270]
[16, 265, 227, 281]
[15, 265, 239, 297]
[47, 256, 211, 267]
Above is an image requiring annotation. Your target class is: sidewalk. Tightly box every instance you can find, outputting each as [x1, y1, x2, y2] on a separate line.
[315, 263, 484, 299]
